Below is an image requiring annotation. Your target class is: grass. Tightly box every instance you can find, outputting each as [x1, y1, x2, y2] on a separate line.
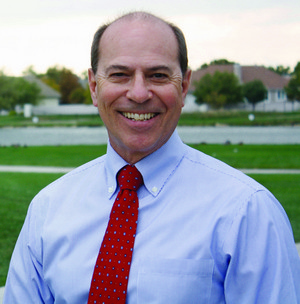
[0, 144, 299, 169]
[250, 174, 300, 245]
[0, 173, 63, 286]
[1, 111, 300, 128]
[0, 114, 104, 128]
[178, 111, 300, 126]
[0, 145, 107, 167]
[0, 143, 300, 286]
[191, 144, 300, 169]
[1, 172, 299, 286]
[1, 111, 299, 286]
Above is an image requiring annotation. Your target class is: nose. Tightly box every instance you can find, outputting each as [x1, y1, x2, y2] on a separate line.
[126, 74, 152, 103]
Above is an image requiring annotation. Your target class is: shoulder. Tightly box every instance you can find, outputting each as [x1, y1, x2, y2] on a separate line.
[181, 144, 263, 192]
[178, 145, 290, 230]
[34, 154, 107, 201]
[25, 155, 107, 231]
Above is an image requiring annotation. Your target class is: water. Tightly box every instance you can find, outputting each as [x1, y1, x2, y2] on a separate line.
[0, 126, 299, 146]
[0, 127, 108, 146]
[177, 126, 300, 144]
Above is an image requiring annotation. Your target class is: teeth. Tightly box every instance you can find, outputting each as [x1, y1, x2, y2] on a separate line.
[122, 112, 155, 121]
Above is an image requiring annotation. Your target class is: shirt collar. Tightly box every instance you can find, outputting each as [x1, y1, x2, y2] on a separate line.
[105, 144, 128, 199]
[105, 130, 187, 198]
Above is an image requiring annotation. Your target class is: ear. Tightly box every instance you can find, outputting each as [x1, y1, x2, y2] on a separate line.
[88, 68, 98, 107]
[181, 69, 192, 106]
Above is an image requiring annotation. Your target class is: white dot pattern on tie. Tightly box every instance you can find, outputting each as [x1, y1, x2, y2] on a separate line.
[88, 165, 143, 303]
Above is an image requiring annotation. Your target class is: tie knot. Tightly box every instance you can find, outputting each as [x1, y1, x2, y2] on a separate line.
[117, 165, 143, 191]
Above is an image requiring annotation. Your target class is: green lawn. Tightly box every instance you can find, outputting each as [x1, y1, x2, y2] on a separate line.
[1, 143, 300, 286]
[0, 144, 299, 169]
[250, 174, 300, 244]
[0, 114, 104, 128]
[0, 173, 63, 286]
[0, 145, 107, 167]
[191, 144, 300, 169]
[1, 111, 300, 128]
[178, 111, 300, 126]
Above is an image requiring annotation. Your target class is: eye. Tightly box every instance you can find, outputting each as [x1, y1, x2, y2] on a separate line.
[111, 72, 128, 77]
[149, 73, 169, 83]
[108, 72, 130, 82]
[152, 73, 168, 79]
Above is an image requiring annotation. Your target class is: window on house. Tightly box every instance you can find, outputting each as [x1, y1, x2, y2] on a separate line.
[277, 90, 286, 100]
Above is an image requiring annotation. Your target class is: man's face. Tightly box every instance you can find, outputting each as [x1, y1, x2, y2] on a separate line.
[89, 18, 191, 164]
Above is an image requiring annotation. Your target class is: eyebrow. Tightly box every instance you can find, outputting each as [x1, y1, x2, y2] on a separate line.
[105, 65, 173, 74]
[147, 66, 173, 73]
[105, 65, 130, 74]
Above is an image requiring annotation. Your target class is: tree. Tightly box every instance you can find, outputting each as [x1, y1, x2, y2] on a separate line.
[0, 73, 15, 110]
[41, 66, 84, 104]
[242, 80, 268, 111]
[14, 77, 41, 106]
[200, 59, 235, 69]
[69, 87, 86, 104]
[60, 69, 82, 104]
[285, 62, 300, 105]
[0, 73, 41, 111]
[268, 65, 290, 76]
[44, 66, 62, 85]
[83, 83, 93, 105]
[193, 71, 243, 109]
[22, 65, 38, 77]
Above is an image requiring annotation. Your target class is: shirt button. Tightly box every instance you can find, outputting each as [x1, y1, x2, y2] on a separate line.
[152, 186, 158, 193]
[108, 187, 114, 193]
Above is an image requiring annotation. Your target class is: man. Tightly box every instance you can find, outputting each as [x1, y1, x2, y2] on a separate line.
[4, 11, 300, 303]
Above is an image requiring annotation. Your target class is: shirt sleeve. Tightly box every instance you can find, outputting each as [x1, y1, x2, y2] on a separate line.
[223, 189, 300, 303]
[3, 198, 54, 304]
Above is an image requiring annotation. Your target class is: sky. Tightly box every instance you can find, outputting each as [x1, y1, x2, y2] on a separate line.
[1, 0, 300, 76]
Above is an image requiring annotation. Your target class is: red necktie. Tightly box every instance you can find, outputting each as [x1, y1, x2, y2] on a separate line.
[88, 165, 143, 304]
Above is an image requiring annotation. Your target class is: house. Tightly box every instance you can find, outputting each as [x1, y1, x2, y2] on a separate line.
[24, 74, 61, 106]
[184, 64, 298, 112]
[22, 74, 99, 116]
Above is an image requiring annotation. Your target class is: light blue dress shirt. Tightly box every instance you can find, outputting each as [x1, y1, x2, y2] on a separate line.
[4, 131, 300, 303]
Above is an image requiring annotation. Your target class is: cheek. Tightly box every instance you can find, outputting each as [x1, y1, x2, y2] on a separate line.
[96, 86, 121, 111]
[157, 87, 184, 109]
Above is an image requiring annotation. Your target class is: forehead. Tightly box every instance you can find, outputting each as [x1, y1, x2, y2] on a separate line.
[98, 18, 179, 67]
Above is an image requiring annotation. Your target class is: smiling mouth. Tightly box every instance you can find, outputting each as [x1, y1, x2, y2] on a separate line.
[122, 112, 157, 121]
